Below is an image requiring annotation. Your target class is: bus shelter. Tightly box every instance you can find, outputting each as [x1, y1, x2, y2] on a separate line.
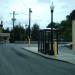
[38, 28, 58, 55]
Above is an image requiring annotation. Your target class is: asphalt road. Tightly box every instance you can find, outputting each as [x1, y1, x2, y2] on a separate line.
[0, 44, 75, 75]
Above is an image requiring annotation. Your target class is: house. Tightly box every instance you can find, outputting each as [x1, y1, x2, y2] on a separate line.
[0, 21, 10, 43]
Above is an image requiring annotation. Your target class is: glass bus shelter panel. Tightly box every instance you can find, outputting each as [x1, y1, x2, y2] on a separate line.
[38, 29, 58, 55]
[45, 30, 51, 53]
[38, 31, 44, 53]
[38, 30, 51, 54]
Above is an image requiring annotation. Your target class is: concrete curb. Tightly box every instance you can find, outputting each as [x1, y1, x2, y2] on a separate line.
[22, 48, 75, 65]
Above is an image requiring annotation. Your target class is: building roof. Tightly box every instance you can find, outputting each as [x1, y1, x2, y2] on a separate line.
[0, 33, 10, 37]
[40, 28, 57, 31]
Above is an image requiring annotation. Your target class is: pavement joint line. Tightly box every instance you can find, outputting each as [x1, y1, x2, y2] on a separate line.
[22, 48, 75, 65]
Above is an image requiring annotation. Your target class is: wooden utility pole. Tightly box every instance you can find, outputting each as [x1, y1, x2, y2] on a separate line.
[11, 11, 16, 42]
[28, 8, 32, 47]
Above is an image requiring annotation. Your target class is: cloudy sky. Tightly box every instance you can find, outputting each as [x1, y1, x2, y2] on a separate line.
[0, 0, 75, 29]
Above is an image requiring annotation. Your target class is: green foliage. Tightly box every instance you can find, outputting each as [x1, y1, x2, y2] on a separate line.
[31, 24, 40, 41]
[9, 23, 40, 42]
[10, 25, 25, 41]
[46, 10, 75, 41]
[67, 10, 75, 21]
[3, 27, 10, 33]
[3, 10, 75, 42]
[47, 22, 56, 28]
[57, 10, 75, 41]
[59, 10, 75, 41]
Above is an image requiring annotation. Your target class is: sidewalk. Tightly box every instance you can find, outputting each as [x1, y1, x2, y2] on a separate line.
[23, 45, 75, 65]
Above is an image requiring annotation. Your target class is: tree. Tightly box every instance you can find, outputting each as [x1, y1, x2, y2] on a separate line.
[58, 10, 75, 41]
[31, 24, 40, 41]
[47, 22, 60, 29]
[10, 24, 25, 41]
[47, 22, 56, 28]
[3, 27, 10, 33]
[46, 10, 75, 41]
[67, 10, 75, 21]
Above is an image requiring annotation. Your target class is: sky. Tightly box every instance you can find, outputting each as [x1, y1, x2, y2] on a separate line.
[0, 0, 75, 29]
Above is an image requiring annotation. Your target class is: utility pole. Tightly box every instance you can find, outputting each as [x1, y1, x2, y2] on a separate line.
[11, 11, 16, 42]
[28, 8, 32, 47]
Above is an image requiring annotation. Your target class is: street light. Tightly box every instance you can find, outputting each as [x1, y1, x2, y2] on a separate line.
[50, 2, 54, 55]
[28, 8, 32, 46]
